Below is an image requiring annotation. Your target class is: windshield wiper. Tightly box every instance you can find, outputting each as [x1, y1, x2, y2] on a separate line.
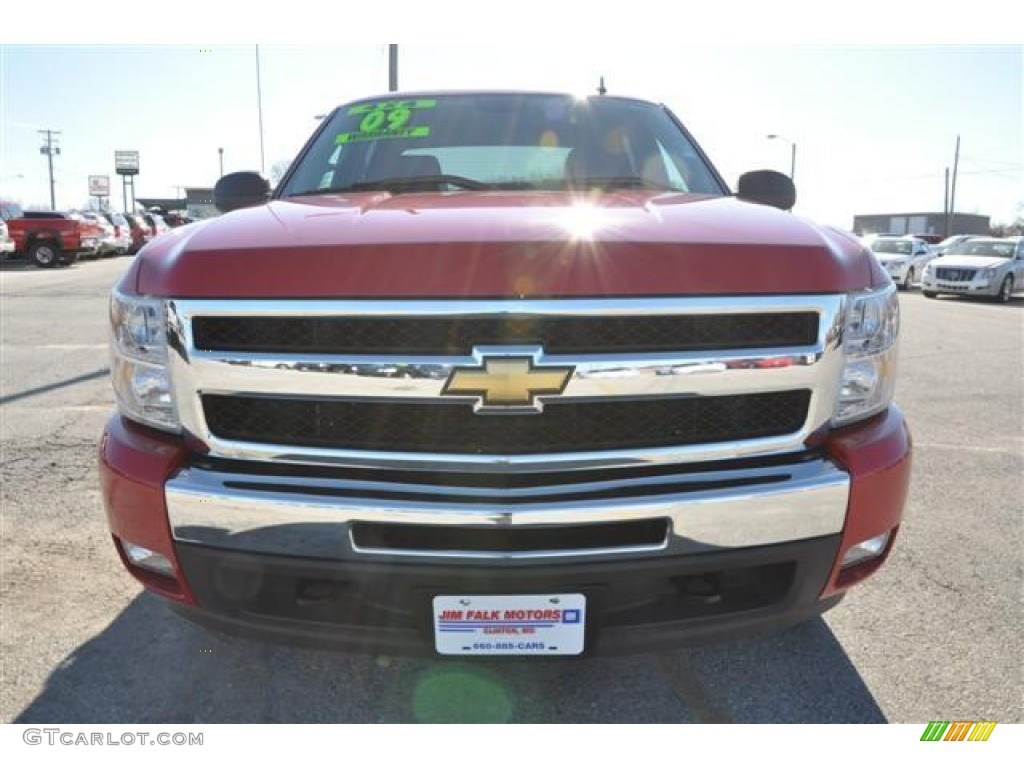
[566, 176, 673, 191]
[287, 175, 670, 198]
[287, 175, 491, 197]
[354, 174, 491, 191]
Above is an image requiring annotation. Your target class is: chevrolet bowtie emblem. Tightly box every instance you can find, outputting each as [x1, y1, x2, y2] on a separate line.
[442, 357, 574, 409]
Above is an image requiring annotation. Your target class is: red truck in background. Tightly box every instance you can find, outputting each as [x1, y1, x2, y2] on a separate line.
[0, 201, 101, 267]
[99, 92, 911, 657]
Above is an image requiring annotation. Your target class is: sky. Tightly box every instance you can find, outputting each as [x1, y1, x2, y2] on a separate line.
[1, 24, 1021, 232]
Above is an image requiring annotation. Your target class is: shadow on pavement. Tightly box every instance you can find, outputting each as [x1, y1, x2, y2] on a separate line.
[15, 593, 884, 723]
[0, 368, 110, 405]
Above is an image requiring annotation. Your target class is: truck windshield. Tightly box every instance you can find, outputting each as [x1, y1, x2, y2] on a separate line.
[279, 93, 725, 197]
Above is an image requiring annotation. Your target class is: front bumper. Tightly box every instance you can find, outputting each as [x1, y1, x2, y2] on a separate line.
[99, 406, 911, 654]
[170, 538, 845, 655]
[921, 271, 1002, 296]
[879, 261, 911, 284]
[78, 237, 100, 255]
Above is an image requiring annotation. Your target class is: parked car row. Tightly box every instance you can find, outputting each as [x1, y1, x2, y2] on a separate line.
[861, 233, 1021, 302]
[0, 200, 178, 267]
[78, 211, 171, 258]
[0, 203, 100, 266]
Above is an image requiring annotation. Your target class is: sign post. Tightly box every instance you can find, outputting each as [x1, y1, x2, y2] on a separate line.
[88, 175, 110, 210]
[114, 150, 140, 212]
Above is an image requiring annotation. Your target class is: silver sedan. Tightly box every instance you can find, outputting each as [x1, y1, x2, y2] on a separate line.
[921, 237, 1023, 302]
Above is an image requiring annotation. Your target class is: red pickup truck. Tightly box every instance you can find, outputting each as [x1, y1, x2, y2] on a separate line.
[0, 201, 101, 267]
[99, 92, 911, 657]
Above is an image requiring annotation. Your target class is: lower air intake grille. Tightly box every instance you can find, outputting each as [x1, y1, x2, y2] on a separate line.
[201, 390, 811, 455]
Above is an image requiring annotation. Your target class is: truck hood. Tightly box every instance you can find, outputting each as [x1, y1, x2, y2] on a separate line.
[128, 191, 881, 298]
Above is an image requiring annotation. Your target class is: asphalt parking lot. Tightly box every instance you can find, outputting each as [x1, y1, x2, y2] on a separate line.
[1, 256, 1021, 724]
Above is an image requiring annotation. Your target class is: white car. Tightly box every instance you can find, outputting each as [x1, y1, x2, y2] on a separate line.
[921, 237, 1023, 303]
[933, 234, 977, 256]
[100, 212, 134, 255]
[79, 212, 118, 257]
[0, 219, 15, 255]
[868, 236, 935, 290]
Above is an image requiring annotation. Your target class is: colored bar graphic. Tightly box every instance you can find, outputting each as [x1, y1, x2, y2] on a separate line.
[970, 722, 997, 741]
[921, 721, 950, 741]
[945, 721, 972, 741]
[921, 721, 996, 742]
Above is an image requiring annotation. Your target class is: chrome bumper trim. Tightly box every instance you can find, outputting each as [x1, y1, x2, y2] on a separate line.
[166, 458, 850, 561]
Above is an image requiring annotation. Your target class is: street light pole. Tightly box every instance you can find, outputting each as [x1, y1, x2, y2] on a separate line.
[256, 45, 265, 174]
[766, 133, 797, 183]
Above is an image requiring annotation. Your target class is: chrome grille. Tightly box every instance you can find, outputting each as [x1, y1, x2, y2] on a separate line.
[192, 312, 819, 355]
[935, 268, 976, 281]
[167, 296, 846, 471]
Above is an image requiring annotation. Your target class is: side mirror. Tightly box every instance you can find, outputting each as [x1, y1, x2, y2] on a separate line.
[736, 169, 796, 211]
[214, 172, 271, 213]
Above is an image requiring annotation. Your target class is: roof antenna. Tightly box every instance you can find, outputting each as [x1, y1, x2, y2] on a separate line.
[597, 76, 607, 96]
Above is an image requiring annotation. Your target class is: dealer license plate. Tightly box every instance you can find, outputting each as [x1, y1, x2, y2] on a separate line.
[433, 594, 586, 656]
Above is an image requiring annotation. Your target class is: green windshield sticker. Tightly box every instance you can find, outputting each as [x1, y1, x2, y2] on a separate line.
[335, 125, 431, 144]
[338, 100, 436, 144]
[347, 99, 436, 115]
[359, 107, 411, 133]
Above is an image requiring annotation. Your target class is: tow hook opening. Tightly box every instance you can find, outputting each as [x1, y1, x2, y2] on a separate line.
[675, 573, 723, 604]
[295, 579, 343, 607]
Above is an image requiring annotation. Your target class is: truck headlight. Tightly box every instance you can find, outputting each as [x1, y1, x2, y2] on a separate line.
[109, 289, 179, 432]
[833, 284, 899, 427]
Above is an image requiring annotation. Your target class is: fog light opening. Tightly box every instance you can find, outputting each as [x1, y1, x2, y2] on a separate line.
[841, 531, 891, 569]
[122, 540, 176, 578]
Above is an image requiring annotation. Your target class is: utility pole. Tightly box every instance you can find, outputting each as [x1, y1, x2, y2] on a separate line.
[219, 147, 224, 178]
[597, 76, 607, 95]
[388, 45, 398, 92]
[949, 135, 961, 235]
[943, 167, 950, 237]
[38, 129, 61, 210]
